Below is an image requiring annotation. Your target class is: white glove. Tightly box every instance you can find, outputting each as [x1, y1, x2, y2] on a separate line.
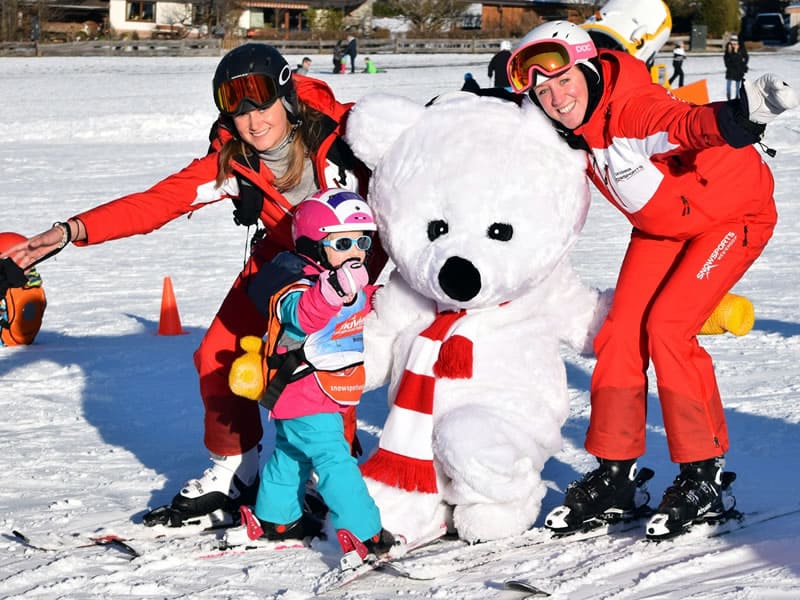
[319, 259, 368, 306]
[743, 73, 800, 125]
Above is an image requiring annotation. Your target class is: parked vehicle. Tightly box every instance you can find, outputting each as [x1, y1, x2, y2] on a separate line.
[752, 12, 789, 44]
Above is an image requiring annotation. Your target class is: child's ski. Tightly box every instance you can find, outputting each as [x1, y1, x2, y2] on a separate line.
[313, 524, 448, 593]
[7, 530, 141, 559]
[503, 578, 551, 597]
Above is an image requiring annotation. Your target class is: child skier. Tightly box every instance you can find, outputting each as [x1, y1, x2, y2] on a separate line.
[225, 188, 395, 562]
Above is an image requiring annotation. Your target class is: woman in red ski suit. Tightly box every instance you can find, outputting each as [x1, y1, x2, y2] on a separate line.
[3, 44, 376, 523]
[566, 49, 777, 466]
[507, 21, 798, 535]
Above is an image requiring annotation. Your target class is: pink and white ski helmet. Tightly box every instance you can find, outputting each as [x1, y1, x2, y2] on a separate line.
[292, 189, 377, 243]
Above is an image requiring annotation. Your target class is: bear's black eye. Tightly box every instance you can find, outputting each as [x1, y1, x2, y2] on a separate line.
[487, 223, 513, 242]
[427, 220, 449, 241]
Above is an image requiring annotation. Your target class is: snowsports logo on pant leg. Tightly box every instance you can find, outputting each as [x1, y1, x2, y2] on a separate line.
[696, 232, 737, 280]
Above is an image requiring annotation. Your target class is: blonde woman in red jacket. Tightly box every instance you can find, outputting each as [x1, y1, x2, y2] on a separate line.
[2, 44, 374, 527]
[507, 21, 798, 539]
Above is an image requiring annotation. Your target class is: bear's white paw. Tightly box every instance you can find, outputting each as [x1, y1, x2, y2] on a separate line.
[365, 477, 448, 542]
[452, 493, 543, 542]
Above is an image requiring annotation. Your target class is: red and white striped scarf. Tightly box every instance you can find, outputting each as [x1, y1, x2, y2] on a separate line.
[360, 310, 472, 494]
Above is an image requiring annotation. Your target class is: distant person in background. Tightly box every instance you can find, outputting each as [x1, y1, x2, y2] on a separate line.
[461, 72, 481, 93]
[333, 40, 345, 74]
[30, 16, 41, 42]
[294, 56, 312, 75]
[346, 36, 358, 74]
[669, 40, 685, 88]
[488, 40, 512, 90]
[724, 35, 749, 100]
[363, 57, 377, 74]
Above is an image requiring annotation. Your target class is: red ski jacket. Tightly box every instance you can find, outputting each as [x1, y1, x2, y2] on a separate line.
[576, 50, 775, 240]
[72, 75, 368, 251]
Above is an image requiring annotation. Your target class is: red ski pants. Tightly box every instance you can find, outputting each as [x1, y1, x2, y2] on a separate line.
[193, 238, 275, 455]
[587, 209, 775, 464]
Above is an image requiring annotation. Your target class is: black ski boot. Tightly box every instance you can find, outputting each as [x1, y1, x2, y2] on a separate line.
[646, 457, 737, 540]
[223, 505, 324, 547]
[303, 481, 330, 522]
[143, 448, 261, 528]
[260, 513, 324, 541]
[545, 458, 654, 535]
[169, 472, 259, 518]
[363, 528, 397, 557]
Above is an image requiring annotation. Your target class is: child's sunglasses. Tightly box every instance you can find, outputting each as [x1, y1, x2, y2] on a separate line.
[321, 235, 372, 252]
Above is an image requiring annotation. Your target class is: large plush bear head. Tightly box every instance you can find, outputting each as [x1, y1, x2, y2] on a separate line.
[345, 92, 590, 312]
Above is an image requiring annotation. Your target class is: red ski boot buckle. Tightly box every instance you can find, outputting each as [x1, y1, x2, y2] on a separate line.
[239, 506, 264, 541]
[336, 529, 368, 570]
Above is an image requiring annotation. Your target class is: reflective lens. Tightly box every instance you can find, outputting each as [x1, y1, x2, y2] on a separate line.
[322, 236, 373, 252]
[508, 41, 573, 92]
[215, 73, 279, 116]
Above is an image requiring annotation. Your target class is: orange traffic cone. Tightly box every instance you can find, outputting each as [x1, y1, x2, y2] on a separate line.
[158, 276, 186, 336]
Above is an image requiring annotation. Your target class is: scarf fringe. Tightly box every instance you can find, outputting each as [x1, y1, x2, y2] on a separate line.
[361, 448, 438, 494]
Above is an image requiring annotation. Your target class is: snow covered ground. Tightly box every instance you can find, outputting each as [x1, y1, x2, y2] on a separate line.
[1, 48, 799, 599]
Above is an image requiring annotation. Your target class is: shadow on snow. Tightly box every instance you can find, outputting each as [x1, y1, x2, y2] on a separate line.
[1, 314, 798, 576]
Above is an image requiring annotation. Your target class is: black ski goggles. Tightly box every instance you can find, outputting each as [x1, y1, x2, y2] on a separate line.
[215, 73, 280, 116]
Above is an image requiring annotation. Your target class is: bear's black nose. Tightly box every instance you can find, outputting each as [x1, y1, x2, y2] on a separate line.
[438, 256, 481, 301]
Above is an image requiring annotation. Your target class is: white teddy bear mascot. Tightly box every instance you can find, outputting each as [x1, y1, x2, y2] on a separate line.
[343, 91, 607, 544]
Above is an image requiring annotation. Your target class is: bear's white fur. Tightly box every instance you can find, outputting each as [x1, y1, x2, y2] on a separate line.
[346, 92, 606, 543]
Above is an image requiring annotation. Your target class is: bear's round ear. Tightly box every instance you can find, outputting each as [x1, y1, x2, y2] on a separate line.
[343, 94, 426, 170]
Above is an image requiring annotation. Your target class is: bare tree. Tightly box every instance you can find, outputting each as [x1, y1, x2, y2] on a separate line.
[192, 0, 243, 34]
[664, 0, 700, 19]
[1, 0, 19, 41]
[391, 0, 468, 34]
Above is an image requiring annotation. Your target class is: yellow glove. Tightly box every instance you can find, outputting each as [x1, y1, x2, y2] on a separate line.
[229, 336, 266, 400]
[699, 293, 755, 336]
